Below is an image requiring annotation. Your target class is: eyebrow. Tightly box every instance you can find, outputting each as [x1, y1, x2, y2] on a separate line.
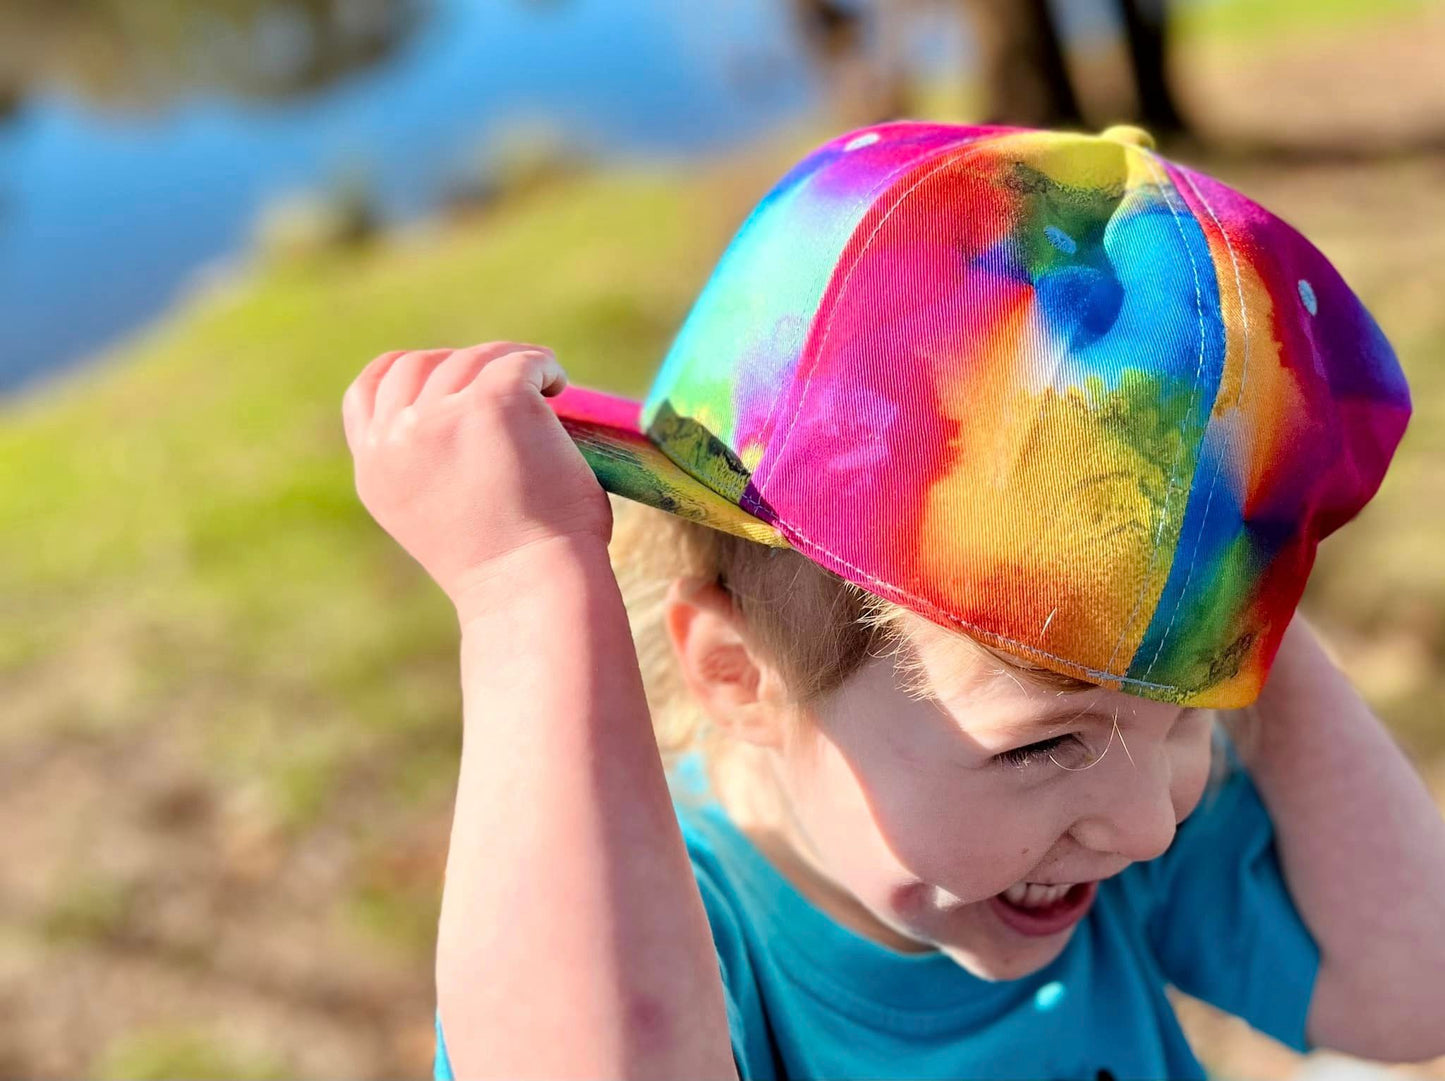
[914, 662, 1112, 733]
[1009, 705, 1116, 736]
[1008, 702, 1196, 742]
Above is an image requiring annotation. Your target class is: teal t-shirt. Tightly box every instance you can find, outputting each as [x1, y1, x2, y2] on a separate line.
[434, 736, 1318, 1079]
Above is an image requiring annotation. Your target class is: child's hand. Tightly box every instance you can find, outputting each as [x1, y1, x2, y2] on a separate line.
[341, 342, 612, 616]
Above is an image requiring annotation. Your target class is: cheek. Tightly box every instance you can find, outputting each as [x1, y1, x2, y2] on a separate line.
[1170, 716, 1217, 821]
[787, 735, 911, 887]
[878, 776, 1055, 895]
[793, 732, 1052, 900]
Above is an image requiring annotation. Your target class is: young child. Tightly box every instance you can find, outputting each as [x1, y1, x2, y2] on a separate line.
[340, 122, 1445, 1079]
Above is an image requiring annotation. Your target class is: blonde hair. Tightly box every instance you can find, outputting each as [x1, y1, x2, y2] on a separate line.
[606, 497, 1098, 768]
[608, 495, 1232, 831]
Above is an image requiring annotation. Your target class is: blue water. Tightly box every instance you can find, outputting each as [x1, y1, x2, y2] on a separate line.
[0, 0, 832, 396]
[0, 0, 1138, 398]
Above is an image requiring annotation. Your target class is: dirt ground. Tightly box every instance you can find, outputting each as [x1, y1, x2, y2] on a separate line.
[3, 8, 1444, 1079]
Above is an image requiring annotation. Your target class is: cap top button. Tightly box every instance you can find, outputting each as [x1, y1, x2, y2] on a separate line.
[1099, 124, 1156, 151]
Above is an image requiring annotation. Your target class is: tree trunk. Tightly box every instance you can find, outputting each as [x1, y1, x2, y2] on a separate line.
[1115, 0, 1190, 138]
[967, 0, 1084, 128]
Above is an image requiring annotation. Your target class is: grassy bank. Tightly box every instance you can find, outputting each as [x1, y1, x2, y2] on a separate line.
[0, 155, 762, 814]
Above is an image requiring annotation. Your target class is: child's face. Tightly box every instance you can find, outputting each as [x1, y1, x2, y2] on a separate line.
[759, 619, 1217, 981]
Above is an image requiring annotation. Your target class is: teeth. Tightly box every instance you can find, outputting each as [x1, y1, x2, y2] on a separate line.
[1003, 882, 1075, 908]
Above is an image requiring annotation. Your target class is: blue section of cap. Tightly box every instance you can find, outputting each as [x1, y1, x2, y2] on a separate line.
[1121, 179, 1234, 690]
[1066, 187, 1225, 395]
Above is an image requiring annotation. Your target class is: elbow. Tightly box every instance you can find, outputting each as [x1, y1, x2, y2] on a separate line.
[1322, 1028, 1445, 1066]
[1308, 960, 1445, 1064]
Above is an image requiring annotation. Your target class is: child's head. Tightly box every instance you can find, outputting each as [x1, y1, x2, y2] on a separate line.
[612, 496, 1218, 980]
[554, 121, 1408, 718]
[548, 120, 1409, 978]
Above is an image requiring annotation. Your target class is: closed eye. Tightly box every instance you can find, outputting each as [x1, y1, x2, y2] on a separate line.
[996, 734, 1078, 769]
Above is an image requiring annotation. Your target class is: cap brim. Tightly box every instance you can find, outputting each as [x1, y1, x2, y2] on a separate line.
[547, 385, 789, 548]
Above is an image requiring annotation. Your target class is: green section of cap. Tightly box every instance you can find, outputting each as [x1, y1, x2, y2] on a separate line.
[647, 400, 755, 505]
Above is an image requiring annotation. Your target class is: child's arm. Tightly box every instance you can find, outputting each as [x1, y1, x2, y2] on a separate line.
[342, 344, 737, 1079]
[1223, 612, 1445, 1063]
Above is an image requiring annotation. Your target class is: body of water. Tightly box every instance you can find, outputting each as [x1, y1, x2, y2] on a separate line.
[0, 0, 840, 396]
[0, 0, 1145, 397]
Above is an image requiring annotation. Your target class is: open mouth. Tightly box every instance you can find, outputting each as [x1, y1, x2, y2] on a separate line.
[987, 880, 1098, 937]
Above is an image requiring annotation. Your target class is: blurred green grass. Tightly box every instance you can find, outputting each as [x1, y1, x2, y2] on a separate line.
[0, 162, 752, 838]
[92, 1027, 289, 1081]
[1175, 0, 1432, 42]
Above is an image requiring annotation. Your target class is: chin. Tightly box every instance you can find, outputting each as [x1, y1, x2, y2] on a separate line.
[939, 930, 1074, 982]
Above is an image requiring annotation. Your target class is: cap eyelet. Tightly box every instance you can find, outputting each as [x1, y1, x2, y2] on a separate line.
[1044, 225, 1077, 254]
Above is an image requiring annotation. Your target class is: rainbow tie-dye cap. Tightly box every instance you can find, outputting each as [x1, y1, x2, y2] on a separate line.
[547, 121, 1411, 708]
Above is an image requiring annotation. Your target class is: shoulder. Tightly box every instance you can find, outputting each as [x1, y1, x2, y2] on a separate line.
[1142, 722, 1268, 881]
[669, 761, 766, 969]
[668, 756, 784, 1078]
[666, 756, 765, 960]
[1108, 721, 1299, 963]
[1118, 722, 1321, 1053]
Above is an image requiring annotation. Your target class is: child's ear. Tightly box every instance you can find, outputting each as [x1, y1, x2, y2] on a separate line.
[663, 577, 788, 749]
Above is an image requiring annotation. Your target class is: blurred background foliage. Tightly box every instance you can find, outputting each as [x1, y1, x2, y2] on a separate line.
[0, 0, 423, 111]
[1, 0, 1442, 1077]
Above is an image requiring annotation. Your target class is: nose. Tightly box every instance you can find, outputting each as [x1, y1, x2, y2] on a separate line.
[1068, 756, 1179, 863]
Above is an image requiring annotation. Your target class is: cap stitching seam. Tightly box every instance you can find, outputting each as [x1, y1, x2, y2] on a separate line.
[1140, 165, 1253, 682]
[1098, 146, 1211, 682]
[737, 143, 927, 518]
[647, 125, 981, 433]
[570, 429, 642, 451]
[744, 134, 997, 513]
[568, 434, 650, 464]
[577, 444, 651, 467]
[570, 427, 641, 450]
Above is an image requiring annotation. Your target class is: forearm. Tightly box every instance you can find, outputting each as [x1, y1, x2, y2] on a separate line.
[1226, 613, 1445, 1061]
[436, 538, 736, 1080]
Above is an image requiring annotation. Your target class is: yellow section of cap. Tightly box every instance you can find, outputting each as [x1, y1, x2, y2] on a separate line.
[1098, 124, 1156, 150]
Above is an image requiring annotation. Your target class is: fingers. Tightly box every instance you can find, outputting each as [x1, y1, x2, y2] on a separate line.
[492, 348, 568, 398]
[537, 353, 569, 396]
[416, 340, 556, 405]
[372, 348, 452, 428]
[343, 342, 568, 453]
[341, 349, 404, 452]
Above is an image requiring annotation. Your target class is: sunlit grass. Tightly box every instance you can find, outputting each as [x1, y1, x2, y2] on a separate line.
[92, 1027, 290, 1081]
[0, 162, 742, 836]
[1174, 0, 1431, 43]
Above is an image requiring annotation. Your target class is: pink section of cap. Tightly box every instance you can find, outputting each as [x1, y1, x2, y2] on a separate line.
[548, 384, 644, 432]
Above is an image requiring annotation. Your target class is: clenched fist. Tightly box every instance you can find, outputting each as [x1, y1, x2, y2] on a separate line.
[341, 342, 613, 617]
